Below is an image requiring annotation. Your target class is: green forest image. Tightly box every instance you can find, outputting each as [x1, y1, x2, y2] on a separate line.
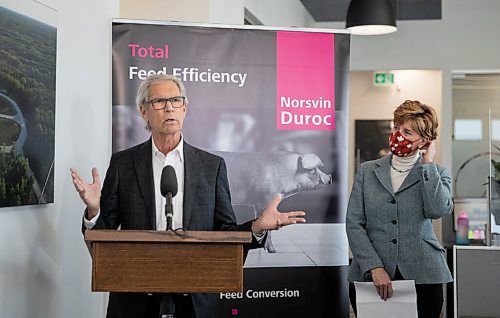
[0, 6, 56, 207]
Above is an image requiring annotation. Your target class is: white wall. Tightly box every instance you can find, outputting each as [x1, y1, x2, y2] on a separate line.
[120, 0, 245, 25]
[120, 0, 209, 23]
[209, 0, 244, 24]
[119, 0, 313, 30]
[120, 0, 244, 25]
[0, 0, 118, 317]
[243, 0, 313, 27]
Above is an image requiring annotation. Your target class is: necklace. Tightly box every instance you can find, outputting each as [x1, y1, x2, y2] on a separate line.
[390, 157, 413, 173]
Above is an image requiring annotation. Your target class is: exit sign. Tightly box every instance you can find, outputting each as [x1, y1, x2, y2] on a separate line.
[374, 72, 394, 85]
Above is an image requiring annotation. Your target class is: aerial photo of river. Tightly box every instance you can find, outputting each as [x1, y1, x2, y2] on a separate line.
[0, 6, 56, 207]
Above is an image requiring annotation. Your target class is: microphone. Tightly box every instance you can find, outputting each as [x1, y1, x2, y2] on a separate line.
[160, 165, 178, 231]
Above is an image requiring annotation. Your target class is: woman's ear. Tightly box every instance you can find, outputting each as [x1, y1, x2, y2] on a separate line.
[417, 139, 430, 149]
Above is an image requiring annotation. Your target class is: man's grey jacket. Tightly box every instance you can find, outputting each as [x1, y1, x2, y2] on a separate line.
[84, 139, 263, 318]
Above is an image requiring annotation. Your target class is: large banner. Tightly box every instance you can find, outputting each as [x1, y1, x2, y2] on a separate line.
[112, 20, 350, 317]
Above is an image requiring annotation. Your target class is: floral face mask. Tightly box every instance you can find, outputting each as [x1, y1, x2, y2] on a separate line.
[389, 131, 414, 157]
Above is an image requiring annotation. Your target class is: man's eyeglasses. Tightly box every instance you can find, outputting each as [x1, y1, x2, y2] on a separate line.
[145, 96, 186, 110]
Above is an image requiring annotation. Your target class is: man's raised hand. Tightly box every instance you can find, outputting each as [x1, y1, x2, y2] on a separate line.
[70, 167, 101, 219]
[252, 193, 306, 234]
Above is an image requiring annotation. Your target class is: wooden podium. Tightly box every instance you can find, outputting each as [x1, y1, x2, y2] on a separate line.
[84, 230, 251, 293]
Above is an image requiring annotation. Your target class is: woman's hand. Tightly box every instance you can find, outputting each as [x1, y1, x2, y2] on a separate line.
[421, 140, 436, 164]
[371, 267, 393, 300]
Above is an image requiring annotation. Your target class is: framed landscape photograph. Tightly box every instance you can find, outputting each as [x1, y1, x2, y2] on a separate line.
[0, 5, 56, 207]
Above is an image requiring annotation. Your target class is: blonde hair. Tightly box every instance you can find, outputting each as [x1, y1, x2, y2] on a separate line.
[393, 100, 438, 140]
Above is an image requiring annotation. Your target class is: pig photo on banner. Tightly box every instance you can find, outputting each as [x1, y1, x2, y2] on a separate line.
[112, 21, 351, 317]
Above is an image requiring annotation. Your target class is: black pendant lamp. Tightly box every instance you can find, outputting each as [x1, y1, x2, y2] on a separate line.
[346, 0, 397, 35]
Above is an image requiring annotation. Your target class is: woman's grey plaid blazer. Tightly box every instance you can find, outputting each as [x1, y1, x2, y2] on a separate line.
[346, 155, 453, 284]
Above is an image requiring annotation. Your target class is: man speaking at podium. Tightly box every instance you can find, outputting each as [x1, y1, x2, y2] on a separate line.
[70, 74, 305, 318]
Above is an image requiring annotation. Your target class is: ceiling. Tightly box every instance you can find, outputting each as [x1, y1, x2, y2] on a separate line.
[300, 0, 442, 22]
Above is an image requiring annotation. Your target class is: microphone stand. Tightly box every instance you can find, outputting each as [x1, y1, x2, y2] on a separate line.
[165, 192, 173, 231]
[161, 192, 176, 318]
